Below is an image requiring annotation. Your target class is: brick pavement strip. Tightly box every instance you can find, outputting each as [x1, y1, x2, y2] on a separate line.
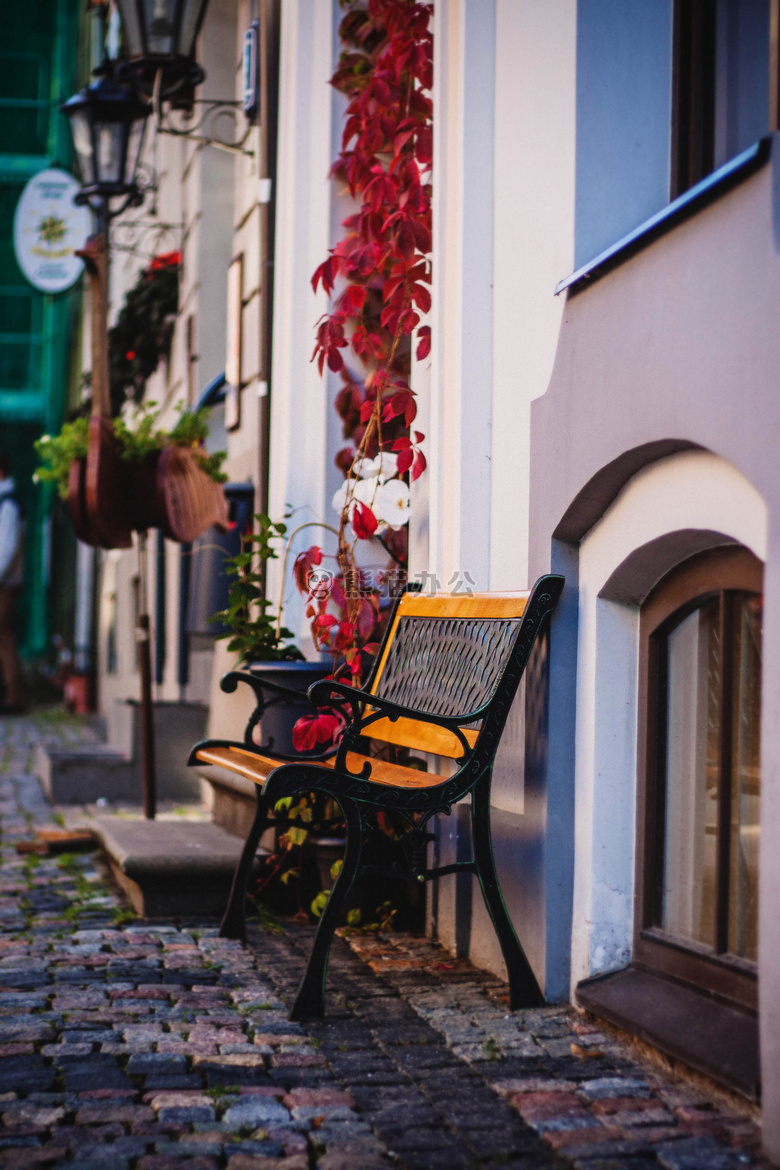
[0, 714, 770, 1170]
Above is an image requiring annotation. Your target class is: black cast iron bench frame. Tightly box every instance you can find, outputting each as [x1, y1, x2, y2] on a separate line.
[188, 574, 564, 1019]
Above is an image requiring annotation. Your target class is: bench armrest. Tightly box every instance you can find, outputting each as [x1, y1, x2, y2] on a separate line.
[309, 677, 484, 726]
[308, 678, 476, 760]
[218, 670, 342, 758]
[221, 669, 318, 707]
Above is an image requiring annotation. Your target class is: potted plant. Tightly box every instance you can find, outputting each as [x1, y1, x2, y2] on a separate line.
[212, 514, 342, 918]
[210, 513, 330, 755]
[35, 402, 229, 544]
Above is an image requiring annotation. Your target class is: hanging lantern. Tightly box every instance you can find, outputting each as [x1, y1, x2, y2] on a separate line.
[61, 72, 150, 210]
[115, 0, 211, 96]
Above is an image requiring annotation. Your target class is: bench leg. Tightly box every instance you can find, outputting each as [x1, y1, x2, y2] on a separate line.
[219, 786, 270, 943]
[471, 775, 545, 1009]
[289, 796, 363, 1021]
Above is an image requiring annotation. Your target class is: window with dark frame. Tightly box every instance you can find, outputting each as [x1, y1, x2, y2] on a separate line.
[672, 0, 773, 199]
[636, 546, 763, 1012]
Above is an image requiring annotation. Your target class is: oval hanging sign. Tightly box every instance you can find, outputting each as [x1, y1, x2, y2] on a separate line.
[13, 169, 92, 293]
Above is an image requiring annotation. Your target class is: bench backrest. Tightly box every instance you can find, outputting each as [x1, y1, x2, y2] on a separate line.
[365, 591, 531, 759]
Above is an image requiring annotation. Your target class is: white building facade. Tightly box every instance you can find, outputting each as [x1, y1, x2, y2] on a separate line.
[83, 0, 780, 1153]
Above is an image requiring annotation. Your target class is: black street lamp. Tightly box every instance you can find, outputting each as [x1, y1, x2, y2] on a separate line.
[61, 72, 151, 223]
[61, 65, 161, 822]
[115, 0, 211, 97]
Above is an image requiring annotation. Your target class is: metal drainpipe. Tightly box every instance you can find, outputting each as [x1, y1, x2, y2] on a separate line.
[177, 542, 192, 700]
[154, 529, 166, 686]
[257, 0, 280, 533]
[73, 541, 96, 677]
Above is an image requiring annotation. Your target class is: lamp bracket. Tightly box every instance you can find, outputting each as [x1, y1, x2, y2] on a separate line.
[109, 216, 184, 261]
[154, 96, 255, 157]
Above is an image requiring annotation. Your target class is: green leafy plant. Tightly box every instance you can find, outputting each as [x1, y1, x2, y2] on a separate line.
[244, 896, 284, 935]
[33, 418, 89, 497]
[210, 514, 304, 663]
[311, 889, 330, 918]
[111, 905, 137, 926]
[115, 402, 228, 486]
[204, 1085, 241, 1102]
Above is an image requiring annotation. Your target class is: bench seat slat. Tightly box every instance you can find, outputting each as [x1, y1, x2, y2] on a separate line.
[195, 744, 448, 791]
[393, 592, 530, 619]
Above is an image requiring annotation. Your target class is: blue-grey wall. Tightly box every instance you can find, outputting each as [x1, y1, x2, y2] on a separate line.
[714, 0, 770, 169]
[575, 0, 673, 268]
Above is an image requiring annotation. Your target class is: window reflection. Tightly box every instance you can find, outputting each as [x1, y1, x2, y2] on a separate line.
[659, 591, 761, 961]
[662, 598, 720, 947]
[729, 595, 761, 961]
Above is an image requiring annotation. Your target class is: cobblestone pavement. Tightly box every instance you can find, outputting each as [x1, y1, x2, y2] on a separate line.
[0, 713, 770, 1170]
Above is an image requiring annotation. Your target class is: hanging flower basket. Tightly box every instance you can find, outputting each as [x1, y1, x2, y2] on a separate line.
[37, 404, 229, 549]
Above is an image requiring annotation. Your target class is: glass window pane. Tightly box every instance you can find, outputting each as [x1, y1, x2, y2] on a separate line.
[116, 0, 144, 58]
[126, 118, 147, 191]
[70, 111, 96, 188]
[178, 0, 208, 59]
[144, 0, 176, 55]
[661, 598, 720, 948]
[729, 593, 762, 961]
[96, 124, 125, 186]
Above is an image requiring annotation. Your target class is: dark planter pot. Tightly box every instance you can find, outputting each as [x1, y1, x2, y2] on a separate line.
[247, 660, 330, 756]
[124, 446, 230, 541]
[313, 837, 347, 891]
[70, 440, 229, 547]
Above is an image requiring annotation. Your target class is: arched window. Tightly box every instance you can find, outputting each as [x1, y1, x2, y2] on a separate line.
[636, 545, 762, 1009]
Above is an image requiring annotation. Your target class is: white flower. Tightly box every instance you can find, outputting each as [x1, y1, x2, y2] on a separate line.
[332, 477, 379, 517]
[372, 479, 410, 528]
[331, 480, 351, 515]
[333, 474, 409, 531]
[39, 434, 51, 443]
[32, 472, 39, 484]
[357, 452, 398, 483]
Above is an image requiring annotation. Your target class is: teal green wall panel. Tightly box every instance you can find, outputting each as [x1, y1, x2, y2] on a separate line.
[0, 0, 82, 661]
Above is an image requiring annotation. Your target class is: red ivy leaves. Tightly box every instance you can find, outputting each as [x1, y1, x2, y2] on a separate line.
[392, 430, 426, 480]
[416, 324, 431, 360]
[293, 545, 323, 594]
[352, 502, 378, 539]
[292, 709, 346, 753]
[311, 0, 433, 380]
[302, 0, 431, 702]
[313, 311, 348, 375]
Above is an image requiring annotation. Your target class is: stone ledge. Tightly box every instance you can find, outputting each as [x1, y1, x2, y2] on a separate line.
[92, 816, 261, 918]
[197, 764, 267, 841]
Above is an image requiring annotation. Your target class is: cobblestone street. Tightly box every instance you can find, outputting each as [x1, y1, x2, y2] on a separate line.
[0, 714, 769, 1169]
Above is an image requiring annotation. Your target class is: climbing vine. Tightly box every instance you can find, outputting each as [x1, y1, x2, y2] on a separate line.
[293, 0, 432, 739]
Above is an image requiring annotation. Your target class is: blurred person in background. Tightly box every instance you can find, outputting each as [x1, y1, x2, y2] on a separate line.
[0, 453, 24, 713]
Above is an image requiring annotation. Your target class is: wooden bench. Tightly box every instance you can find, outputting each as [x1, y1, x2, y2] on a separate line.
[188, 574, 564, 1019]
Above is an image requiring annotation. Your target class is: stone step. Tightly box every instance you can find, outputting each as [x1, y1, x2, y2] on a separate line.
[92, 815, 262, 918]
[35, 742, 136, 805]
[34, 700, 208, 805]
